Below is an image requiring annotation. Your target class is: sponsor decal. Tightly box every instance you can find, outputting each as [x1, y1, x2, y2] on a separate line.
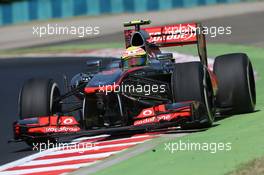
[148, 24, 196, 43]
[134, 116, 156, 125]
[134, 113, 180, 126]
[45, 126, 79, 133]
[157, 114, 172, 121]
[62, 118, 73, 125]
[142, 109, 154, 116]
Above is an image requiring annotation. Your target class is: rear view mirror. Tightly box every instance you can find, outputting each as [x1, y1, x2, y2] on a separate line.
[86, 60, 102, 72]
[156, 53, 173, 60]
[86, 60, 101, 68]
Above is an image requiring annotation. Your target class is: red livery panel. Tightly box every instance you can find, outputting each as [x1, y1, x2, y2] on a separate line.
[124, 23, 198, 47]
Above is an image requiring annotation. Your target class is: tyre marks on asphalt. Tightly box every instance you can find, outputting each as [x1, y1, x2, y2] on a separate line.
[0, 133, 157, 175]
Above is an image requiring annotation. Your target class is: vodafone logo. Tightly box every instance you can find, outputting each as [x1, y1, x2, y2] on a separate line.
[142, 109, 154, 116]
[134, 117, 156, 126]
[157, 115, 172, 121]
[45, 126, 79, 132]
[63, 118, 73, 125]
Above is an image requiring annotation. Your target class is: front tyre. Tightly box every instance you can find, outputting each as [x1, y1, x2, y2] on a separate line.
[19, 78, 61, 119]
[172, 62, 215, 129]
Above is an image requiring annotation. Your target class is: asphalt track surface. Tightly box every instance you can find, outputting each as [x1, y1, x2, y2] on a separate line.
[0, 11, 263, 166]
[0, 57, 114, 165]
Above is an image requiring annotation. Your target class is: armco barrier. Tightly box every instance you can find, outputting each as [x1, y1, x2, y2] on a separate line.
[0, 0, 241, 26]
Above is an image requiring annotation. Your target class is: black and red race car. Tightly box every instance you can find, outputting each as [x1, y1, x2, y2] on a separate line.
[12, 20, 256, 146]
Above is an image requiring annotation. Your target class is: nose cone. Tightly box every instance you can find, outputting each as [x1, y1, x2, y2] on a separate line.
[87, 68, 123, 87]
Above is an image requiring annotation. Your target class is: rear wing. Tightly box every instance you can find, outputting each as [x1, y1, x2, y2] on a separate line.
[124, 22, 208, 65]
[124, 23, 201, 47]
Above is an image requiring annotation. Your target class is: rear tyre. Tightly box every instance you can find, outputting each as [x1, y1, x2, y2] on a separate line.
[19, 78, 61, 119]
[213, 53, 256, 114]
[171, 62, 215, 129]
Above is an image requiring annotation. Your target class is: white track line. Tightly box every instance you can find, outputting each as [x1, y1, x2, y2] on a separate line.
[42, 141, 145, 156]
[0, 162, 96, 175]
[72, 134, 110, 142]
[0, 147, 58, 172]
[0, 134, 110, 172]
[88, 134, 154, 144]
[15, 151, 119, 167]
[47, 135, 153, 155]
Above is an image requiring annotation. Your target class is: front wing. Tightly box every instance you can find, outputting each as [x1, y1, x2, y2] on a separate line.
[12, 101, 206, 142]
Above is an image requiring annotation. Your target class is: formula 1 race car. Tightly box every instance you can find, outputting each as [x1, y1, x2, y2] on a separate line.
[12, 20, 256, 145]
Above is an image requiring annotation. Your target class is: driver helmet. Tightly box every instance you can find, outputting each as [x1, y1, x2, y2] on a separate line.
[121, 46, 147, 68]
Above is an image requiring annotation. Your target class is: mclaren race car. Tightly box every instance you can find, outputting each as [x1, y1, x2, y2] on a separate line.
[12, 20, 256, 145]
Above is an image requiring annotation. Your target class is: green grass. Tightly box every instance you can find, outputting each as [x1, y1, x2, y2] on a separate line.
[90, 44, 264, 175]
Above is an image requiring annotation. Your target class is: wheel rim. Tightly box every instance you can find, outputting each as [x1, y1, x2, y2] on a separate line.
[203, 68, 214, 123]
[50, 83, 61, 114]
[246, 61, 256, 110]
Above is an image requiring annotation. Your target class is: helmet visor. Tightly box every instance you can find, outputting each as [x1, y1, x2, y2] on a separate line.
[123, 56, 147, 68]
